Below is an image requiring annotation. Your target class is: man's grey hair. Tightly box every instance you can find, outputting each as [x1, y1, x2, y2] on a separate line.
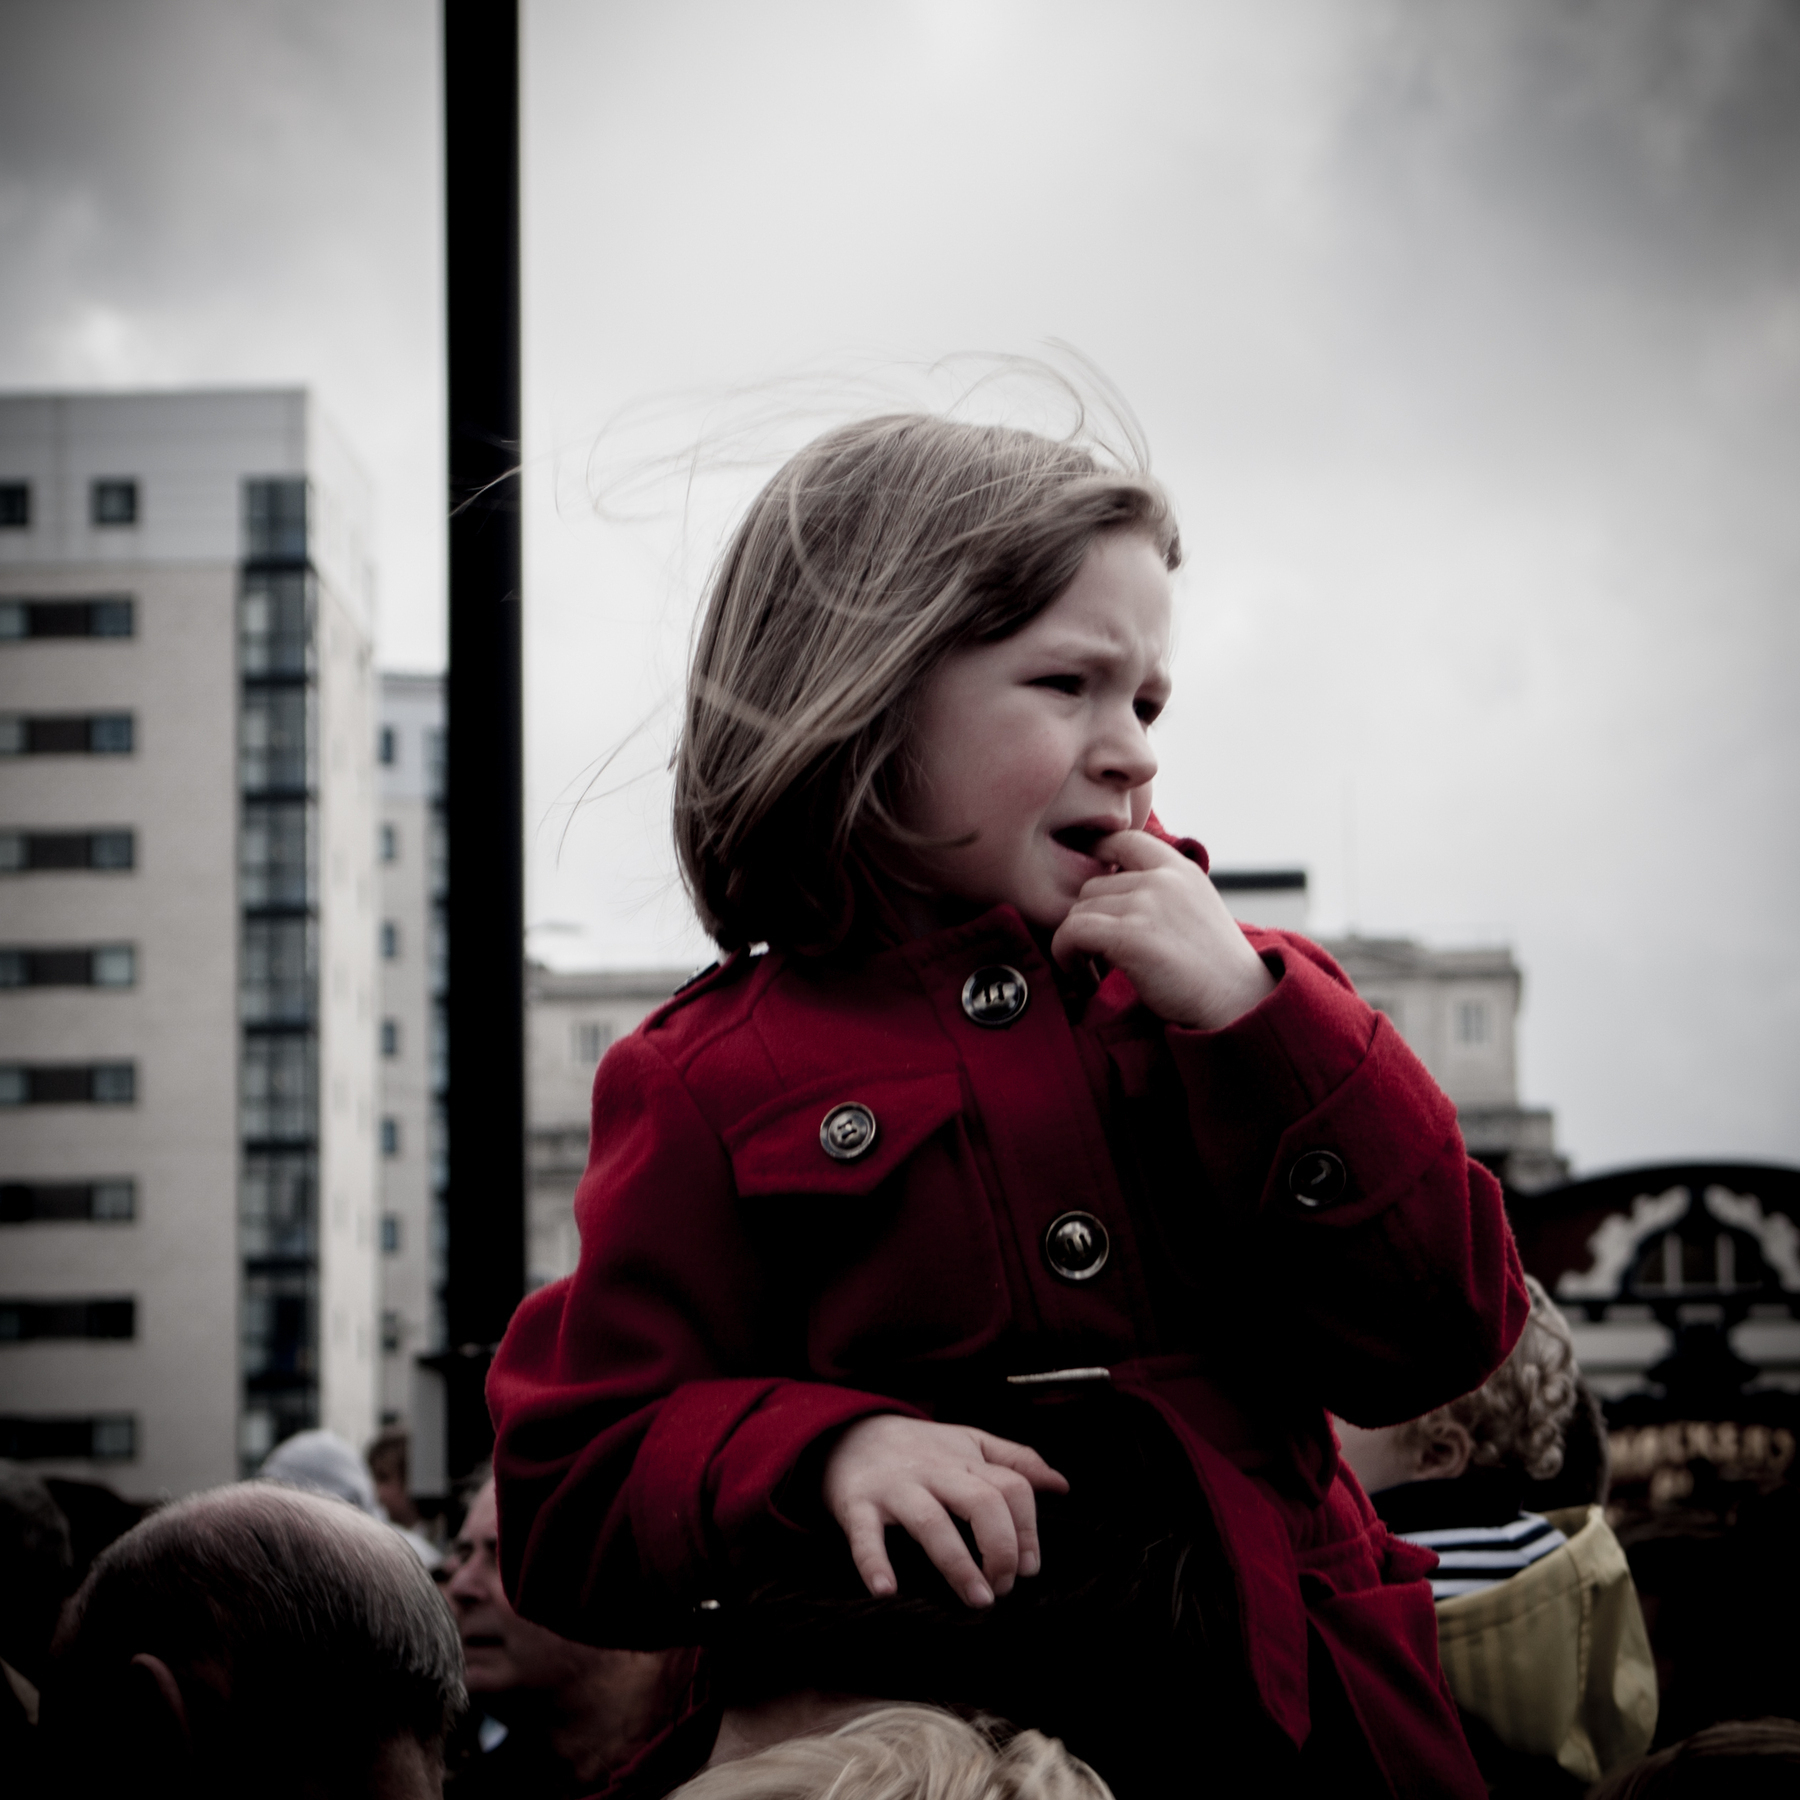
[47, 1482, 464, 1775]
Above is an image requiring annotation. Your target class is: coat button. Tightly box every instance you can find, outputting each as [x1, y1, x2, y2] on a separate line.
[1042, 1210, 1110, 1282]
[1288, 1150, 1348, 1208]
[820, 1102, 878, 1161]
[961, 965, 1029, 1027]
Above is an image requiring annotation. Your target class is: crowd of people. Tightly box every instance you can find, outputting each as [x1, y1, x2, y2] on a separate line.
[3, 1278, 1798, 1797]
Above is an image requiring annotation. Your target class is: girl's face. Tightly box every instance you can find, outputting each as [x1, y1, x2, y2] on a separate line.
[896, 531, 1173, 932]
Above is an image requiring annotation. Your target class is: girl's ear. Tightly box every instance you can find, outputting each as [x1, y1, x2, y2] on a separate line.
[1413, 1419, 1476, 1483]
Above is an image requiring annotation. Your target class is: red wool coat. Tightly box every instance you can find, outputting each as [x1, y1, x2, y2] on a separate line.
[489, 876, 1528, 1795]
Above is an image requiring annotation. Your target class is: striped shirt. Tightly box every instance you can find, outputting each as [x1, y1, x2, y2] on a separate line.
[1397, 1512, 1570, 1601]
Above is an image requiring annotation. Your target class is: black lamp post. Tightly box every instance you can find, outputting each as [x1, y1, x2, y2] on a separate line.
[441, 0, 527, 1479]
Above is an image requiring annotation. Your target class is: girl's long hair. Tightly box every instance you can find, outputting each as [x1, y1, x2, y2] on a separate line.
[673, 414, 1178, 953]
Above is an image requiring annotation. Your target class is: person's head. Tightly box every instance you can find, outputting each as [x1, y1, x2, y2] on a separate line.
[0, 1460, 73, 1683]
[446, 1476, 689, 1778]
[674, 1703, 1112, 1800]
[367, 1429, 420, 1527]
[260, 1426, 382, 1516]
[1587, 1718, 1800, 1798]
[674, 414, 1179, 952]
[1335, 1274, 1580, 1495]
[446, 1476, 611, 1701]
[44, 1482, 464, 1800]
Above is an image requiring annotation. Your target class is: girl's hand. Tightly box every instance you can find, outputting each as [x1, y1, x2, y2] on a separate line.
[821, 1415, 1069, 1608]
[1050, 829, 1275, 1030]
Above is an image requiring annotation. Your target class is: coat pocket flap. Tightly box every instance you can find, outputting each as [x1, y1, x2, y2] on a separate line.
[726, 1071, 967, 1198]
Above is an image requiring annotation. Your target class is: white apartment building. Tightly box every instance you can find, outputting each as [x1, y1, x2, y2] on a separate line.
[373, 671, 446, 1446]
[0, 389, 380, 1497]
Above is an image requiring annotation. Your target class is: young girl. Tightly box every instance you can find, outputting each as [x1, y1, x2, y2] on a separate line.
[488, 415, 1529, 1797]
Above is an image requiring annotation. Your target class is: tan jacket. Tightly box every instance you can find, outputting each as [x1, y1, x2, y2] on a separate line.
[1434, 1505, 1658, 1784]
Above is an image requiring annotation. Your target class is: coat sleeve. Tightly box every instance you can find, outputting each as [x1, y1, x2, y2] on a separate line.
[486, 1030, 920, 1646]
[1164, 929, 1529, 1425]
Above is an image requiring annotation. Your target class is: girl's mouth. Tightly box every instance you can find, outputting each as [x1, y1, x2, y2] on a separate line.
[1051, 824, 1111, 857]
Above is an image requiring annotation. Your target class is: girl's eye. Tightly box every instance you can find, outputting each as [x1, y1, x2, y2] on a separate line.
[1029, 674, 1084, 696]
[1135, 698, 1164, 725]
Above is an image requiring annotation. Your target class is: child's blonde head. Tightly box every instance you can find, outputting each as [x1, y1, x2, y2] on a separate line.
[673, 414, 1178, 952]
[1414, 1274, 1581, 1482]
[670, 1704, 1113, 1800]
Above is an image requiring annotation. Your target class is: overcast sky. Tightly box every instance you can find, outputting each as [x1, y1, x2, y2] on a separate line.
[4, 0, 1797, 1175]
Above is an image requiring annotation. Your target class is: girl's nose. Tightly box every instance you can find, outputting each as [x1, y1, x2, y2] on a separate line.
[1089, 710, 1158, 790]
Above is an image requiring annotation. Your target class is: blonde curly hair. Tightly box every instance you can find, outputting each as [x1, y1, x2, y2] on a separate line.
[1411, 1275, 1580, 1482]
[670, 1705, 1112, 1800]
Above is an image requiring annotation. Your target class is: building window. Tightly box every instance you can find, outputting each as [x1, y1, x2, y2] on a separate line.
[0, 945, 135, 988]
[240, 687, 314, 792]
[380, 1117, 400, 1157]
[240, 1268, 315, 1395]
[238, 478, 320, 1472]
[0, 714, 134, 756]
[0, 830, 135, 873]
[429, 1097, 448, 1190]
[240, 1153, 315, 1260]
[381, 1309, 402, 1354]
[0, 1298, 135, 1341]
[91, 714, 133, 754]
[0, 1415, 136, 1460]
[380, 1213, 401, 1253]
[92, 1064, 135, 1102]
[91, 480, 138, 527]
[92, 945, 136, 987]
[0, 483, 28, 528]
[0, 597, 132, 639]
[241, 801, 311, 908]
[379, 823, 398, 863]
[573, 1021, 612, 1065]
[0, 1063, 136, 1106]
[241, 918, 316, 1026]
[380, 1018, 399, 1057]
[380, 921, 399, 960]
[0, 1180, 135, 1224]
[240, 1038, 315, 1141]
[241, 569, 311, 678]
[378, 726, 397, 766]
[244, 478, 307, 563]
[1455, 1000, 1491, 1046]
